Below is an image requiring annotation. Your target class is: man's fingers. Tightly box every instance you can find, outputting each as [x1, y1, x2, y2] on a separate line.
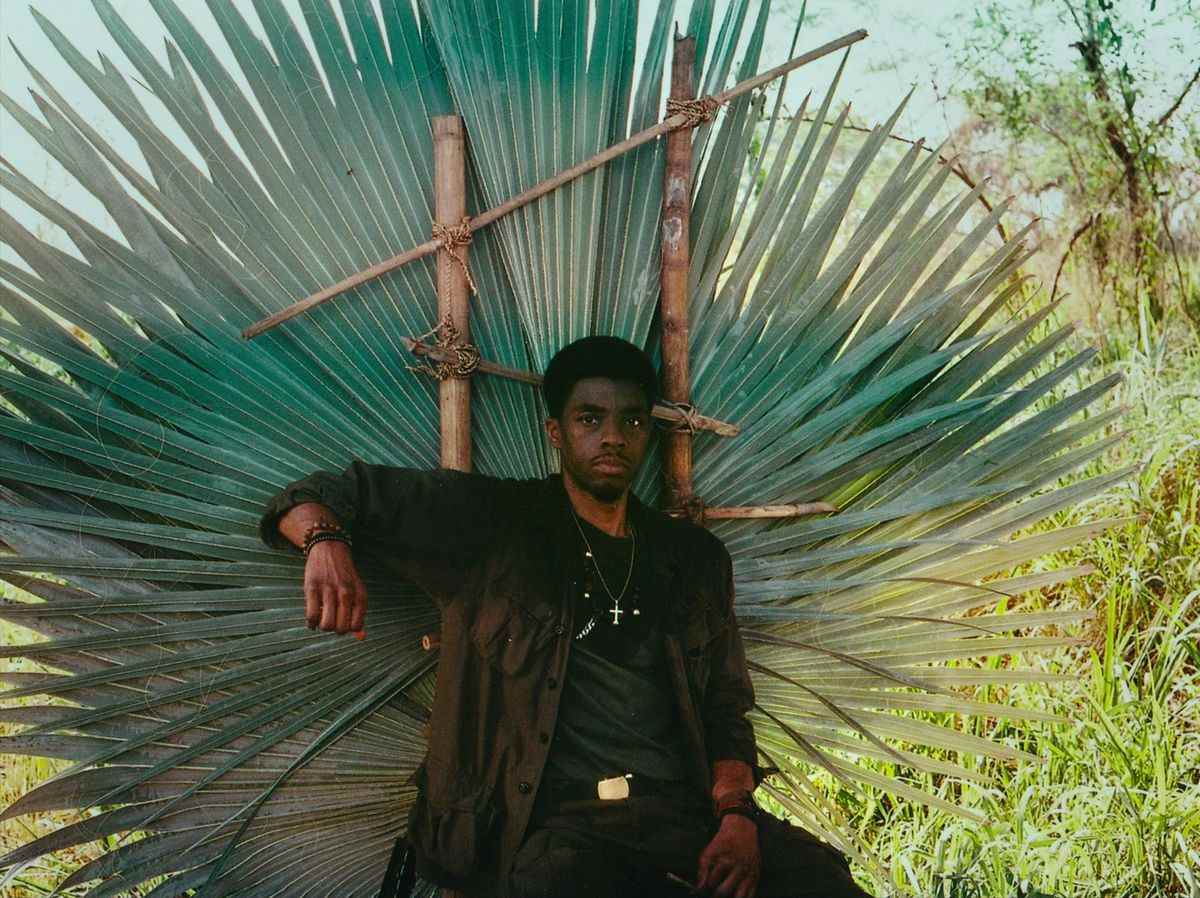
[350, 593, 367, 633]
[698, 855, 730, 893]
[335, 588, 352, 634]
[304, 585, 320, 629]
[318, 588, 337, 631]
[695, 851, 714, 890]
[714, 866, 742, 898]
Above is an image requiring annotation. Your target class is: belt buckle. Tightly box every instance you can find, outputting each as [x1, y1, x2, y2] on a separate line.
[596, 774, 631, 800]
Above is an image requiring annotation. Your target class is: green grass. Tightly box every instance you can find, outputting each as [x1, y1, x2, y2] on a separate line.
[3, 317, 1198, 897]
[838, 317, 1200, 898]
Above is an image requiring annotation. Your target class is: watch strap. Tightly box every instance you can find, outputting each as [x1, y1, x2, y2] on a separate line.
[716, 804, 760, 826]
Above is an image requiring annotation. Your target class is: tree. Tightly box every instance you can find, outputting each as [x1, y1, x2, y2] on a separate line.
[949, 0, 1200, 339]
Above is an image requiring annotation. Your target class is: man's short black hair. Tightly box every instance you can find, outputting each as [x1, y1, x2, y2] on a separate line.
[543, 336, 657, 419]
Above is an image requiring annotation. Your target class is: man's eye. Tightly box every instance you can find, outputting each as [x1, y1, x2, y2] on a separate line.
[580, 414, 598, 425]
[627, 416, 645, 428]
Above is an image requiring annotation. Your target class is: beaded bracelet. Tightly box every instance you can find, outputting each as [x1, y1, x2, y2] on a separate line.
[302, 518, 346, 544]
[302, 519, 351, 557]
[303, 531, 352, 557]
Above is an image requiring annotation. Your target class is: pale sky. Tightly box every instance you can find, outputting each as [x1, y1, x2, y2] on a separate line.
[0, 0, 1193, 263]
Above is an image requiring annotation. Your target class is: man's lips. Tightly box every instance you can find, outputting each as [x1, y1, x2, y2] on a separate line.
[593, 456, 628, 473]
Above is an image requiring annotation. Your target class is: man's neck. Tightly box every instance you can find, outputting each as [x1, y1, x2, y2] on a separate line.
[562, 474, 631, 538]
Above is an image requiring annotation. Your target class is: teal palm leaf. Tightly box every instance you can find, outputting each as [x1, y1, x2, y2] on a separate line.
[0, 0, 1117, 893]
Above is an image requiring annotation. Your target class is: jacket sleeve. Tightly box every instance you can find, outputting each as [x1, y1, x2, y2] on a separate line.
[700, 540, 760, 776]
[257, 459, 516, 597]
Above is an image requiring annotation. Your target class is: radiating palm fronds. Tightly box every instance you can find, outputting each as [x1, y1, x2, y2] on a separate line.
[0, 0, 1117, 893]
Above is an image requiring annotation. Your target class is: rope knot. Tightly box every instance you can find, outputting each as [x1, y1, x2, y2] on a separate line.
[431, 218, 477, 295]
[666, 96, 721, 130]
[406, 313, 480, 381]
[656, 399, 703, 435]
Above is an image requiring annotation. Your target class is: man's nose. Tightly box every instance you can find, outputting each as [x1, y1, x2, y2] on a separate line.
[600, 417, 626, 447]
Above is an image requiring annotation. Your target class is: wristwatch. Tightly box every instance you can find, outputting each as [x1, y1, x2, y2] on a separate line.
[714, 790, 763, 827]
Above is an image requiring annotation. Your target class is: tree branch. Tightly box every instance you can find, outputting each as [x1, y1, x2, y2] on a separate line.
[1051, 212, 1101, 303]
[1159, 205, 1200, 333]
[1155, 64, 1200, 131]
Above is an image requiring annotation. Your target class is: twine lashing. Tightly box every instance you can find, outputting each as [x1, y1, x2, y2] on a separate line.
[431, 218, 477, 295]
[406, 314, 480, 380]
[665, 96, 721, 130]
[657, 399, 703, 435]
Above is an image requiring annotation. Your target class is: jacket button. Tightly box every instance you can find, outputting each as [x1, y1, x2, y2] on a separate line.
[518, 781, 532, 794]
[547, 677, 558, 689]
[554, 625, 565, 636]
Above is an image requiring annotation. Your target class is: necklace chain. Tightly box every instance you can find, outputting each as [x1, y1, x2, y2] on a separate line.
[570, 509, 636, 632]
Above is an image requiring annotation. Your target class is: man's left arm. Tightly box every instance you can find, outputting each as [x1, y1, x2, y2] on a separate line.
[696, 542, 762, 898]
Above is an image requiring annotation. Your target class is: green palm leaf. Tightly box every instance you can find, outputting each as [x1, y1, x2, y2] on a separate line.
[1, 0, 1118, 893]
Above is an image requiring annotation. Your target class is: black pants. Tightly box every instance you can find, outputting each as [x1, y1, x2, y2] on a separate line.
[507, 786, 873, 898]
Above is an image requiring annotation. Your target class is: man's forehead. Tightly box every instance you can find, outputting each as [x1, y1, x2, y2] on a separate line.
[565, 377, 649, 408]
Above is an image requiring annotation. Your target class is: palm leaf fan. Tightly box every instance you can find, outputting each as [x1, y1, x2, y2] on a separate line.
[0, 0, 1119, 894]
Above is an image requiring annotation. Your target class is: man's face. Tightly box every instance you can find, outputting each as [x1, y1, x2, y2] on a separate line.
[545, 377, 653, 502]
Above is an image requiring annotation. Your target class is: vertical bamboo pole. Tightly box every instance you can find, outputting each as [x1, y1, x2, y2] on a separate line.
[432, 115, 472, 472]
[660, 32, 697, 514]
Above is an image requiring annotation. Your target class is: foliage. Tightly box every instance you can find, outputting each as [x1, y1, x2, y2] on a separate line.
[847, 315, 1200, 898]
[947, 0, 1200, 340]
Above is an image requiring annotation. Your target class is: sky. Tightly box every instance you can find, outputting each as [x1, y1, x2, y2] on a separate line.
[0, 0, 1193, 264]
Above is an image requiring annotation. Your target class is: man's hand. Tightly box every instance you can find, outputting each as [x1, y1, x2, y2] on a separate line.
[696, 814, 760, 898]
[304, 539, 368, 634]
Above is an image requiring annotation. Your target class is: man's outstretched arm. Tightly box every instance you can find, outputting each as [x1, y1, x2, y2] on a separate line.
[274, 501, 368, 635]
[259, 460, 518, 634]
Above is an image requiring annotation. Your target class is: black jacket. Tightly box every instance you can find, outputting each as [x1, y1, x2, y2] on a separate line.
[258, 463, 758, 892]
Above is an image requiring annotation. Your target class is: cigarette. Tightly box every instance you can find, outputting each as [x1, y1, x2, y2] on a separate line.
[665, 872, 701, 893]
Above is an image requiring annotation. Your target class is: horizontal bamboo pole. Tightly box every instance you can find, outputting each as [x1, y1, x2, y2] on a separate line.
[703, 501, 837, 520]
[242, 29, 868, 339]
[404, 337, 740, 437]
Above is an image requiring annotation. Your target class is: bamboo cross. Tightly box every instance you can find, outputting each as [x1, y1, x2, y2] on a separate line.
[241, 30, 867, 340]
[277, 27, 850, 529]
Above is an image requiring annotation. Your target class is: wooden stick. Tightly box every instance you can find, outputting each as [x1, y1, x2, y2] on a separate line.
[703, 502, 837, 520]
[661, 32, 697, 513]
[403, 337, 740, 437]
[432, 116, 472, 472]
[241, 29, 868, 339]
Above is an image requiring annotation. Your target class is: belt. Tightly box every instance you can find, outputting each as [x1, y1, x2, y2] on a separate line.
[544, 773, 684, 802]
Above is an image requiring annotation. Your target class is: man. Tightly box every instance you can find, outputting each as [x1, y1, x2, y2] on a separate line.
[258, 336, 871, 898]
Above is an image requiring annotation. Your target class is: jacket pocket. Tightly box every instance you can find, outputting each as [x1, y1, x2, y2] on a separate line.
[409, 759, 498, 884]
[470, 595, 556, 675]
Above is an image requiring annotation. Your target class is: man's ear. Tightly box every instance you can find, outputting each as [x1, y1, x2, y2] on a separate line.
[544, 416, 561, 450]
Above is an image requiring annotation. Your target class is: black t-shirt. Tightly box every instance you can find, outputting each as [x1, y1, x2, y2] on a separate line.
[543, 516, 687, 784]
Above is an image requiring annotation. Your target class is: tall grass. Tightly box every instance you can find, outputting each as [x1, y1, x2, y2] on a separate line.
[843, 315, 1200, 898]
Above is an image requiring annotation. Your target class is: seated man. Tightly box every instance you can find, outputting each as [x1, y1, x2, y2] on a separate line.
[258, 336, 872, 898]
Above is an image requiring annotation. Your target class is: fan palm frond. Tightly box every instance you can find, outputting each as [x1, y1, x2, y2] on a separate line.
[1, 0, 1117, 893]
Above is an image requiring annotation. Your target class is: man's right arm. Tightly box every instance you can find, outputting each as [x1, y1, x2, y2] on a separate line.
[259, 460, 516, 633]
[274, 501, 367, 634]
